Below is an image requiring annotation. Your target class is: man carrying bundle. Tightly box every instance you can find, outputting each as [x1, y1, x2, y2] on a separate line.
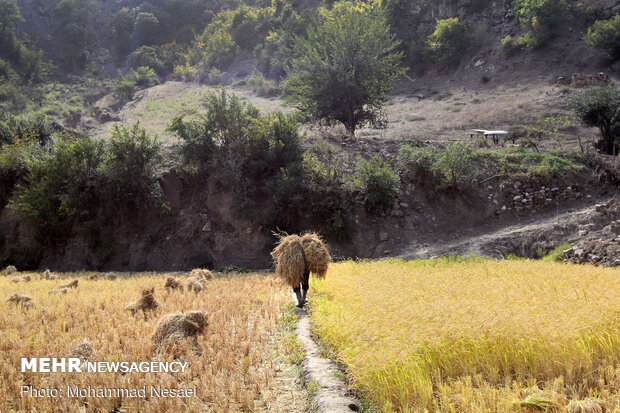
[271, 232, 331, 308]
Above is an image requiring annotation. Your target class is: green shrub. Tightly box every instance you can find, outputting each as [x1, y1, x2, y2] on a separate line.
[540, 243, 571, 262]
[191, 11, 238, 70]
[508, 124, 545, 150]
[0, 133, 45, 207]
[10, 135, 106, 240]
[568, 83, 620, 155]
[170, 89, 260, 172]
[397, 144, 438, 184]
[426, 18, 470, 64]
[435, 141, 476, 186]
[501, 34, 519, 54]
[170, 89, 305, 229]
[304, 152, 356, 240]
[114, 79, 138, 101]
[0, 115, 54, 148]
[103, 123, 163, 213]
[584, 15, 620, 61]
[477, 146, 585, 179]
[354, 156, 401, 215]
[114, 66, 159, 102]
[172, 63, 196, 81]
[513, 0, 567, 47]
[398, 142, 589, 187]
[208, 67, 224, 84]
[130, 66, 159, 88]
[128, 46, 163, 72]
[247, 71, 279, 97]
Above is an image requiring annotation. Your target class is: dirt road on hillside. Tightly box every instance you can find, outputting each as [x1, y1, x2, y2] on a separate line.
[400, 199, 617, 259]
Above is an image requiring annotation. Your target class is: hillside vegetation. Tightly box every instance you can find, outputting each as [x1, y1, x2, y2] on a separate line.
[1, 0, 618, 118]
[0, 0, 618, 270]
[310, 258, 620, 412]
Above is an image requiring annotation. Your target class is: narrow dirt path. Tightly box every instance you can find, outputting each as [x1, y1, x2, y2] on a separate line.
[399, 201, 607, 259]
[292, 293, 360, 413]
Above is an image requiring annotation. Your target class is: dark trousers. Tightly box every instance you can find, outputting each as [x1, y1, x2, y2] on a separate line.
[293, 270, 310, 306]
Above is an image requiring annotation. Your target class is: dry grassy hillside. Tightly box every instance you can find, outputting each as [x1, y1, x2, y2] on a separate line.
[88, 79, 605, 153]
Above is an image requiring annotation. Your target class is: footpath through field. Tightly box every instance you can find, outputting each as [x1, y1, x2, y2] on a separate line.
[292, 292, 360, 413]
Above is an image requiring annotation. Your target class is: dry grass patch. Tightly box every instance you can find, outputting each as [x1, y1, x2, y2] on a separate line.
[0, 271, 305, 412]
[309, 258, 620, 412]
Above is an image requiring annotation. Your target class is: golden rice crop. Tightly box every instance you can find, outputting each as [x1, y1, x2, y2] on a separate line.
[0, 272, 305, 412]
[309, 258, 620, 412]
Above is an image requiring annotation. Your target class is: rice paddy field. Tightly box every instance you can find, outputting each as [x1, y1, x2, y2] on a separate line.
[309, 258, 620, 413]
[0, 271, 307, 412]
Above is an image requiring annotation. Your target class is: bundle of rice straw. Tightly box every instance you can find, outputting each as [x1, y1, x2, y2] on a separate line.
[151, 311, 209, 353]
[69, 340, 94, 360]
[42, 269, 59, 280]
[3, 265, 17, 275]
[189, 268, 214, 281]
[59, 279, 78, 289]
[186, 277, 205, 293]
[164, 276, 183, 292]
[7, 294, 34, 308]
[125, 287, 159, 318]
[11, 274, 31, 283]
[271, 232, 331, 287]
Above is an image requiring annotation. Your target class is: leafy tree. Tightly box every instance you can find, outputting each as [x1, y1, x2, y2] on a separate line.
[0, 0, 22, 68]
[129, 43, 182, 75]
[169, 89, 260, 172]
[170, 89, 305, 229]
[379, 0, 426, 67]
[114, 66, 159, 101]
[128, 46, 162, 72]
[584, 15, 620, 62]
[426, 18, 470, 64]
[285, 1, 404, 134]
[0, 132, 46, 208]
[0, 0, 21, 34]
[304, 151, 356, 240]
[229, 6, 265, 51]
[255, 4, 309, 78]
[198, 12, 238, 69]
[103, 124, 163, 212]
[435, 141, 476, 187]
[568, 83, 620, 155]
[53, 0, 98, 70]
[144, 0, 214, 45]
[133, 12, 160, 46]
[10, 135, 106, 240]
[110, 7, 135, 57]
[513, 0, 566, 47]
[354, 156, 400, 214]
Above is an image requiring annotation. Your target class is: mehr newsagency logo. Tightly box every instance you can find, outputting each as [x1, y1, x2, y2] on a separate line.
[20, 357, 196, 399]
